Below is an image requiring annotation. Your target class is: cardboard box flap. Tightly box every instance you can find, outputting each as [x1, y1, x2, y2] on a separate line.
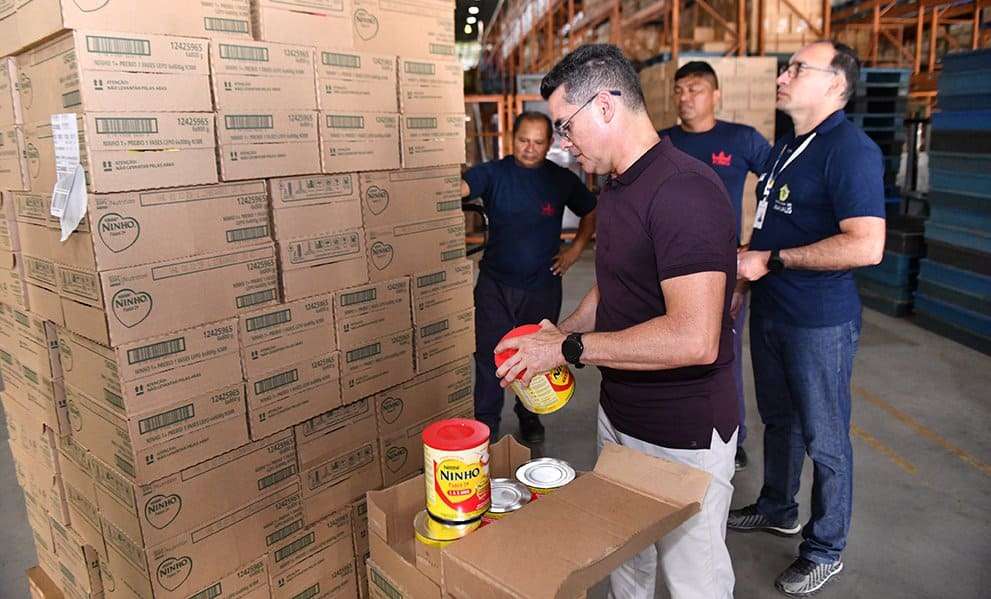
[441, 443, 711, 599]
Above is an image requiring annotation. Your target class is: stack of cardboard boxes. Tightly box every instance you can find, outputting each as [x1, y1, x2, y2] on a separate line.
[0, 1, 470, 599]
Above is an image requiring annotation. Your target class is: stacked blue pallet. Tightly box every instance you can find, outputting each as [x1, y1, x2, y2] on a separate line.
[846, 67, 911, 199]
[916, 49, 991, 354]
[855, 215, 924, 317]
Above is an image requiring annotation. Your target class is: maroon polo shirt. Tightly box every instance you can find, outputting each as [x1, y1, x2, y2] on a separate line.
[595, 137, 738, 449]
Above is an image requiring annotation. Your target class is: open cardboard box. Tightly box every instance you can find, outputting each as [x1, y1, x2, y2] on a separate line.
[367, 437, 711, 598]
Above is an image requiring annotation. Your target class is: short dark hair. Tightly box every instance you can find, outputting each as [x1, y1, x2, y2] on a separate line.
[825, 41, 860, 101]
[674, 61, 719, 89]
[512, 111, 553, 139]
[540, 44, 645, 110]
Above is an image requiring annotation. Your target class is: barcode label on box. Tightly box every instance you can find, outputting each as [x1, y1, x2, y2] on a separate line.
[442, 248, 466, 261]
[449, 386, 472, 403]
[406, 117, 437, 129]
[322, 52, 360, 68]
[266, 519, 304, 547]
[224, 115, 274, 130]
[257, 464, 297, 491]
[416, 272, 446, 289]
[404, 61, 435, 75]
[292, 585, 320, 599]
[116, 456, 136, 478]
[236, 288, 277, 309]
[104, 389, 125, 411]
[226, 225, 269, 243]
[219, 44, 269, 62]
[254, 369, 298, 395]
[339, 288, 376, 307]
[188, 583, 222, 599]
[274, 532, 314, 563]
[204, 17, 250, 34]
[62, 90, 81, 109]
[127, 337, 186, 365]
[95, 117, 159, 135]
[438, 199, 460, 212]
[430, 43, 455, 56]
[246, 309, 292, 332]
[347, 343, 380, 363]
[86, 35, 151, 56]
[139, 404, 195, 434]
[326, 115, 364, 129]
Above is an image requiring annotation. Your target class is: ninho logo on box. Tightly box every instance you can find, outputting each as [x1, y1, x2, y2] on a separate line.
[145, 494, 182, 529]
[112, 288, 153, 328]
[156, 556, 193, 591]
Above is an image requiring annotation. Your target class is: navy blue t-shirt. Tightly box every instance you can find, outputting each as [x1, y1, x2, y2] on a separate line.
[749, 110, 886, 326]
[464, 156, 597, 290]
[660, 121, 772, 239]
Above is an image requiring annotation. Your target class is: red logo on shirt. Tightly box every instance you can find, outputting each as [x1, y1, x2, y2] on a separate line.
[712, 151, 732, 167]
[541, 202, 555, 216]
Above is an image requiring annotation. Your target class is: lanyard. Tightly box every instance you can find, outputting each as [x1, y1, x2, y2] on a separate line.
[754, 132, 817, 229]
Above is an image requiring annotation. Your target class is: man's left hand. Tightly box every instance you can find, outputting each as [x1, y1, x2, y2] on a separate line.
[737, 250, 772, 282]
[551, 246, 582, 276]
[494, 319, 567, 387]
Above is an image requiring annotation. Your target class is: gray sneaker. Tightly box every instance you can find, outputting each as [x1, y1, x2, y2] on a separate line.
[727, 504, 802, 535]
[775, 557, 843, 596]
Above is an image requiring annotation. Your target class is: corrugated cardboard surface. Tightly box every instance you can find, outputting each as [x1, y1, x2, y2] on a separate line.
[358, 166, 461, 230]
[238, 293, 337, 378]
[398, 58, 464, 114]
[320, 112, 401, 174]
[352, 0, 456, 61]
[411, 259, 473, 325]
[246, 351, 343, 440]
[365, 216, 466, 283]
[210, 40, 317, 110]
[0, 57, 23, 127]
[278, 228, 369, 301]
[252, 0, 354, 50]
[269, 173, 363, 241]
[0, 124, 29, 190]
[413, 307, 474, 374]
[340, 329, 414, 404]
[317, 49, 398, 113]
[400, 113, 466, 169]
[333, 277, 412, 349]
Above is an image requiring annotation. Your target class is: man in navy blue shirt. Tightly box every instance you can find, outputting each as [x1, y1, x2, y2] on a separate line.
[462, 111, 597, 443]
[660, 61, 772, 471]
[728, 42, 885, 597]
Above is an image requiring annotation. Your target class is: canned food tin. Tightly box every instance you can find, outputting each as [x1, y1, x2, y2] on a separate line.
[482, 478, 532, 524]
[494, 324, 575, 415]
[423, 418, 491, 523]
[414, 510, 480, 548]
[515, 458, 576, 495]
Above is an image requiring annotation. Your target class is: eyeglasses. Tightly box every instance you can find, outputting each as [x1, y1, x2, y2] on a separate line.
[779, 61, 837, 79]
[553, 90, 622, 141]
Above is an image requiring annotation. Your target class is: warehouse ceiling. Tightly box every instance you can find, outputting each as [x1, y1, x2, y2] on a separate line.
[456, 0, 500, 42]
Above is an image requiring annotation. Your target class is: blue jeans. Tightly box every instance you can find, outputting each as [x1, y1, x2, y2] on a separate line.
[732, 297, 749, 445]
[750, 314, 860, 564]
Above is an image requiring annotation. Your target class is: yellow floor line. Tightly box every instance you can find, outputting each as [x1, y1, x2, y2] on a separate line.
[854, 385, 991, 478]
[850, 423, 918, 476]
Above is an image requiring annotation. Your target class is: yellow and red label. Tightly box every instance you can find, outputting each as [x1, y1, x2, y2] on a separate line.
[510, 365, 575, 415]
[424, 447, 490, 522]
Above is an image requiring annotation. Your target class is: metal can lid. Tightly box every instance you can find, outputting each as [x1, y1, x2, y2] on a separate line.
[422, 418, 490, 451]
[413, 510, 480, 547]
[488, 478, 531, 514]
[515, 458, 576, 490]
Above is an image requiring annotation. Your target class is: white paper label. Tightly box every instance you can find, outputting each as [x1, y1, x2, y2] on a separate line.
[50, 113, 87, 240]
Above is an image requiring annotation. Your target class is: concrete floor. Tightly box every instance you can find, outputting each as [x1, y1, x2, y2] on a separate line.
[2, 251, 990, 598]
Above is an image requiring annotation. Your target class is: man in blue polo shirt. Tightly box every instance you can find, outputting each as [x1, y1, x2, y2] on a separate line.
[660, 61, 772, 471]
[729, 41, 885, 597]
[462, 111, 597, 443]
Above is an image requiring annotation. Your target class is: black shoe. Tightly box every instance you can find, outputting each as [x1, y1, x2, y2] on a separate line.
[775, 557, 843, 596]
[735, 446, 749, 471]
[727, 504, 802, 536]
[517, 413, 545, 444]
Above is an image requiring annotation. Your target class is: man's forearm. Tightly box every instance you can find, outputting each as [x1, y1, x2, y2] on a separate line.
[581, 314, 718, 370]
[571, 212, 597, 252]
[559, 285, 599, 334]
[780, 231, 884, 271]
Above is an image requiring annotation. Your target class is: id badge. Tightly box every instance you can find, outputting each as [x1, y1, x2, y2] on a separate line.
[754, 198, 769, 230]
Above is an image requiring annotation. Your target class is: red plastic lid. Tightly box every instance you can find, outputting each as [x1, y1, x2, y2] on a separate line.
[423, 418, 490, 451]
[493, 324, 542, 373]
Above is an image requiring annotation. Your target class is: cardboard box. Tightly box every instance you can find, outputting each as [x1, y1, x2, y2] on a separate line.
[217, 110, 321, 180]
[351, 498, 370, 562]
[357, 166, 461, 229]
[333, 278, 412, 349]
[91, 428, 298, 550]
[11, 191, 57, 228]
[57, 319, 242, 419]
[317, 50, 398, 114]
[268, 173, 363, 241]
[0, 191, 19, 251]
[220, 138, 322, 182]
[26, 282, 64, 326]
[398, 58, 463, 114]
[8, 305, 62, 382]
[66, 244, 278, 348]
[64, 381, 249, 484]
[246, 351, 343, 440]
[102, 482, 304, 599]
[319, 112, 400, 174]
[58, 181, 271, 273]
[410, 259, 473, 325]
[16, 31, 212, 124]
[278, 228, 369, 301]
[364, 216, 465, 283]
[0, 253, 30, 310]
[210, 40, 317, 110]
[0, 57, 18, 127]
[399, 113, 465, 169]
[351, 0, 456, 61]
[184, 557, 271, 599]
[27, 566, 64, 599]
[413, 307, 473, 373]
[1, 0, 252, 58]
[238, 294, 336, 379]
[49, 517, 102, 595]
[0, 355, 65, 435]
[368, 438, 711, 598]
[340, 329, 414, 404]
[0, 124, 29, 190]
[25, 113, 219, 195]
[295, 398, 383, 523]
[252, 0, 354, 50]
[373, 356, 473, 486]
[268, 512, 357, 599]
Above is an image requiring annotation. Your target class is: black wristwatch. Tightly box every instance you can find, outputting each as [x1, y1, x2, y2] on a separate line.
[562, 333, 585, 369]
[767, 250, 785, 274]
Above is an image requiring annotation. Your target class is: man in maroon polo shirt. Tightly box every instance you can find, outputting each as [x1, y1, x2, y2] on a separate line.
[494, 44, 738, 599]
